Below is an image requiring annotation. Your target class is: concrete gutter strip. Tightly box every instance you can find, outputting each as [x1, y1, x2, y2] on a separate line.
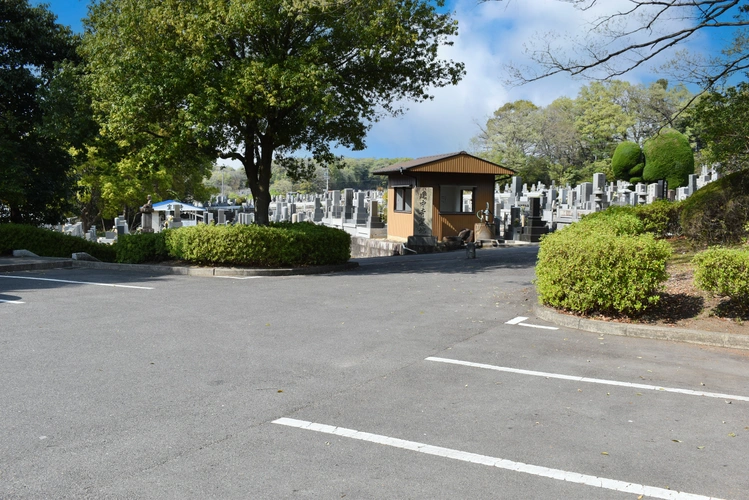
[535, 303, 749, 351]
[1, 257, 358, 277]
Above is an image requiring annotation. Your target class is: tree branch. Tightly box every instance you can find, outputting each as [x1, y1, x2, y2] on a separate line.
[496, 0, 749, 92]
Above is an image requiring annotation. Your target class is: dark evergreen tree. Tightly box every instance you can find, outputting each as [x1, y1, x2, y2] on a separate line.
[0, 0, 79, 224]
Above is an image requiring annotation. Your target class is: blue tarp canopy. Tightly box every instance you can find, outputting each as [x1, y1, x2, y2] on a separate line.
[152, 200, 206, 212]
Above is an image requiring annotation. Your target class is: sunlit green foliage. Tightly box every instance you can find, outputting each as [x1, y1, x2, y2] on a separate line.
[694, 247, 749, 307]
[535, 208, 671, 315]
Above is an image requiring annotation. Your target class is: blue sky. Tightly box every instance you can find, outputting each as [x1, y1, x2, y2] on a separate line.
[39, 0, 716, 163]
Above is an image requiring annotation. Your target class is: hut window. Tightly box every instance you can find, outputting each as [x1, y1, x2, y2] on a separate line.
[394, 187, 412, 212]
[440, 186, 475, 213]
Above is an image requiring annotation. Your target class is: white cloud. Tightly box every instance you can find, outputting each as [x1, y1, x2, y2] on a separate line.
[339, 0, 701, 160]
[337, 0, 590, 159]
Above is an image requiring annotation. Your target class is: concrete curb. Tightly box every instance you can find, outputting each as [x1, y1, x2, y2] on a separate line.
[534, 303, 749, 351]
[1, 258, 358, 277]
[0, 259, 74, 272]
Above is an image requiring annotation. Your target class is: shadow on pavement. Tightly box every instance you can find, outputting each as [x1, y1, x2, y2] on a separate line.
[349, 245, 539, 276]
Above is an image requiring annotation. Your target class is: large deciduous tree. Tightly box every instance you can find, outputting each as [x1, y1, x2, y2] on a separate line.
[0, 0, 79, 224]
[83, 0, 464, 224]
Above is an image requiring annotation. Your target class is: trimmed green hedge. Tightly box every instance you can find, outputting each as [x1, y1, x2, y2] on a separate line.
[116, 232, 169, 264]
[536, 209, 671, 315]
[693, 247, 749, 306]
[162, 222, 350, 267]
[642, 129, 694, 188]
[612, 140, 644, 182]
[0, 223, 117, 261]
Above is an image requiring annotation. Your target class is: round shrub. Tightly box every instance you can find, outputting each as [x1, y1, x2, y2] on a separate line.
[680, 169, 749, 244]
[612, 141, 643, 181]
[693, 247, 749, 306]
[536, 209, 671, 315]
[536, 230, 671, 315]
[642, 129, 694, 188]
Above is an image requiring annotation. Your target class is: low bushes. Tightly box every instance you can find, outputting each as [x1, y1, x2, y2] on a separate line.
[579, 201, 682, 239]
[693, 247, 749, 306]
[0, 221, 351, 268]
[570, 207, 645, 236]
[633, 200, 683, 238]
[0, 223, 117, 262]
[162, 222, 350, 267]
[536, 209, 671, 315]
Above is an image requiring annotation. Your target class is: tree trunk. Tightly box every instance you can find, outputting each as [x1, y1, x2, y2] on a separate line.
[252, 178, 271, 225]
[242, 128, 275, 226]
[9, 205, 22, 224]
[244, 158, 273, 226]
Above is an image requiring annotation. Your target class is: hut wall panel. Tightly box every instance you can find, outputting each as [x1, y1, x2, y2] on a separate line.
[439, 214, 478, 239]
[387, 187, 414, 240]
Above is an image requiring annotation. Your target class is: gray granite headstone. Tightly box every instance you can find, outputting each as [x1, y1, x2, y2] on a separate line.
[343, 188, 354, 221]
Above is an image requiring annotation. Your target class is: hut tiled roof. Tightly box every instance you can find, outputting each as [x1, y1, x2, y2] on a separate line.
[372, 151, 514, 175]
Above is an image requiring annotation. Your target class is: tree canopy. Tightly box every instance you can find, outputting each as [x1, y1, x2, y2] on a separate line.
[83, 0, 464, 224]
[0, 0, 79, 224]
[690, 83, 749, 173]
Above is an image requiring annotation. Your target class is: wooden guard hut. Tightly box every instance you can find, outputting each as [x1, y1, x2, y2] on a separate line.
[373, 151, 515, 243]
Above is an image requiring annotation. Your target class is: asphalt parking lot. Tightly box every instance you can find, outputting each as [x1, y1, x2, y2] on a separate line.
[1, 246, 747, 499]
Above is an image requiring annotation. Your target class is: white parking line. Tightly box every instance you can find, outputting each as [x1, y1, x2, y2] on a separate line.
[519, 322, 559, 330]
[505, 316, 559, 330]
[273, 417, 722, 500]
[426, 357, 749, 403]
[213, 276, 264, 280]
[0, 275, 153, 290]
[0, 299, 24, 304]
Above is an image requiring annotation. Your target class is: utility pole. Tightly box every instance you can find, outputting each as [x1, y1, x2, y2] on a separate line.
[220, 166, 226, 199]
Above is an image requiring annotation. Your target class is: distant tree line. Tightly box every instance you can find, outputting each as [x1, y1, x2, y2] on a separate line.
[471, 80, 695, 187]
[268, 157, 407, 195]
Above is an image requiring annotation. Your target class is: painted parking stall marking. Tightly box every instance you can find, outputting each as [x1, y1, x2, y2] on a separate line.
[505, 316, 558, 330]
[426, 357, 749, 403]
[273, 417, 722, 500]
[0, 298, 24, 304]
[0, 275, 153, 290]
